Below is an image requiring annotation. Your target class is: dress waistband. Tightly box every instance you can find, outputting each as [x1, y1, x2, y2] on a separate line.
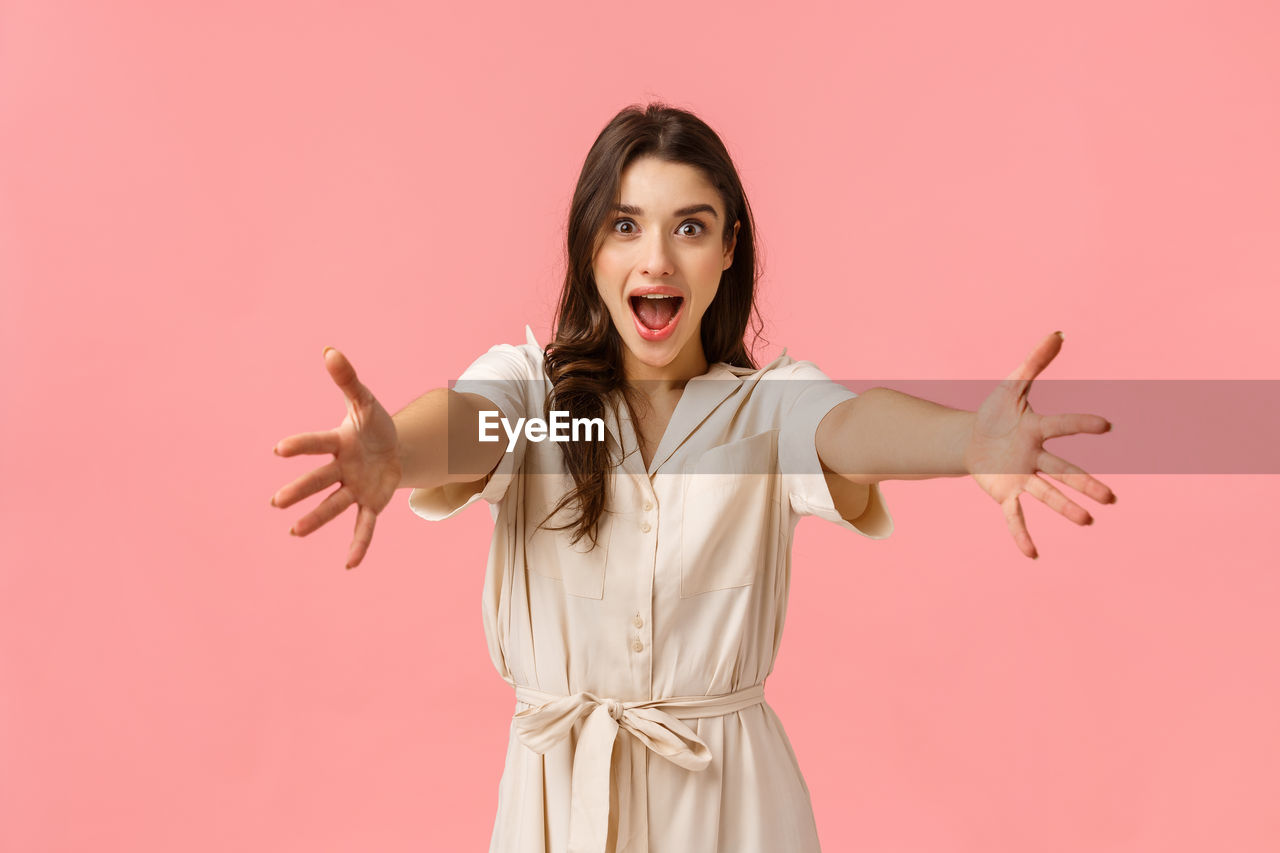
[512, 683, 766, 853]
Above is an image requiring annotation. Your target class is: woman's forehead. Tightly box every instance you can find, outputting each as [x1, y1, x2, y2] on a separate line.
[617, 157, 722, 216]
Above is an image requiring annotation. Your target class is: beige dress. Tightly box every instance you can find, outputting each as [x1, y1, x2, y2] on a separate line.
[410, 326, 893, 853]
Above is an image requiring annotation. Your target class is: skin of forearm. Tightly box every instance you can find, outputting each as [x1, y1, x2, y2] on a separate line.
[817, 387, 976, 485]
[393, 388, 505, 491]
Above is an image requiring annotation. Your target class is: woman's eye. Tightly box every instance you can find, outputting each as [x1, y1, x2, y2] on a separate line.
[613, 219, 705, 237]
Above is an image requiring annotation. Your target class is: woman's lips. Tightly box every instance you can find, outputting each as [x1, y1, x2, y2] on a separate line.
[628, 294, 685, 342]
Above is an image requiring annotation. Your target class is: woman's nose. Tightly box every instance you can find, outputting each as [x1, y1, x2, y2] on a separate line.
[640, 234, 674, 278]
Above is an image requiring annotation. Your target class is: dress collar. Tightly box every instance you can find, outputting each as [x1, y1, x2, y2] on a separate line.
[525, 324, 791, 479]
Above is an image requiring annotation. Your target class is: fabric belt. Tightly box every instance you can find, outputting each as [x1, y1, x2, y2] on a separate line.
[513, 682, 766, 853]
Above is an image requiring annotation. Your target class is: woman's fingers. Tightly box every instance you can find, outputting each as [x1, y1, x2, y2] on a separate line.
[1003, 331, 1064, 388]
[275, 430, 341, 457]
[276, 472, 384, 569]
[1023, 473, 1092, 526]
[346, 505, 378, 569]
[271, 460, 340, 509]
[1035, 410, 1117, 504]
[323, 347, 373, 411]
[1037, 450, 1116, 505]
[1040, 412, 1112, 440]
[273, 348, 390, 568]
[289, 485, 355, 537]
[1002, 495, 1039, 559]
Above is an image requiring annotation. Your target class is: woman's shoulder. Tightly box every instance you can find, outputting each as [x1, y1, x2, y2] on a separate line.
[459, 325, 548, 382]
[509, 325, 548, 371]
[724, 349, 835, 383]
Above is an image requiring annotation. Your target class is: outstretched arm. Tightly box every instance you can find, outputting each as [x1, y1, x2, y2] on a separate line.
[272, 348, 507, 569]
[815, 388, 971, 525]
[815, 332, 1116, 558]
[394, 388, 506, 491]
[818, 388, 974, 484]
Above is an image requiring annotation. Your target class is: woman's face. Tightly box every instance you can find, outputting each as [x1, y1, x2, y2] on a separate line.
[593, 156, 739, 380]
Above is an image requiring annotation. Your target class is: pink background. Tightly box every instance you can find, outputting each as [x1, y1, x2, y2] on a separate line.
[3, 0, 1278, 850]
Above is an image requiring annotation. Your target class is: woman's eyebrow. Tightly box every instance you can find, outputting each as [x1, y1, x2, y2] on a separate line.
[614, 203, 720, 220]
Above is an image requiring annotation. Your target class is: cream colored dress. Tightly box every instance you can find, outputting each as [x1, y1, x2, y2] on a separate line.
[410, 326, 893, 853]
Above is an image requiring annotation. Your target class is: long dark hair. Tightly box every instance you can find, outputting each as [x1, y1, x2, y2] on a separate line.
[540, 103, 763, 547]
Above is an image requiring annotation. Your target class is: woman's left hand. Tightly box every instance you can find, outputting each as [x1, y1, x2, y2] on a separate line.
[964, 331, 1116, 559]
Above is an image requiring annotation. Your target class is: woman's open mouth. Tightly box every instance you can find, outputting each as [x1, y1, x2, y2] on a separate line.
[629, 293, 685, 342]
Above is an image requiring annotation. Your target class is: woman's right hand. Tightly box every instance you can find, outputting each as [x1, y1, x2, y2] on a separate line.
[271, 347, 401, 569]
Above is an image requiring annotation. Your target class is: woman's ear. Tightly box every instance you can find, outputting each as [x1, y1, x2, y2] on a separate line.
[723, 220, 740, 270]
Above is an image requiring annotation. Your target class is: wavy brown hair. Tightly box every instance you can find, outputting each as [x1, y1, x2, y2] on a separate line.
[538, 103, 764, 547]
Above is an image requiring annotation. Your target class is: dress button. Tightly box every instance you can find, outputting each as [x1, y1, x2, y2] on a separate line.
[643, 501, 653, 511]
[632, 640, 644, 653]
[633, 615, 644, 628]
[640, 521, 651, 533]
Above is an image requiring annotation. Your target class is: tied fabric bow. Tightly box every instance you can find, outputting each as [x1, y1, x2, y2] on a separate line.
[513, 687, 763, 853]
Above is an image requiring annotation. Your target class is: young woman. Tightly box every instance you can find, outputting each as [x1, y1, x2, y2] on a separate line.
[271, 104, 1115, 853]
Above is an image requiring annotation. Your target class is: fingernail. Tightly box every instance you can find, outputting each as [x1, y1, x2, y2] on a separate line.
[1054, 331, 1064, 341]
[324, 346, 335, 357]
[270, 495, 276, 507]
[289, 528, 297, 536]
[273, 446, 280, 455]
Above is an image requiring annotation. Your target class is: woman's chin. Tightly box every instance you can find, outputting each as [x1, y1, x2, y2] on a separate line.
[624, 339, 678, 366]
[619, 329, 702, 376]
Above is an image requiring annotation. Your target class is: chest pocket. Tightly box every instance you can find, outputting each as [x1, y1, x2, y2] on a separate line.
[679, 430, 778, 597]
[522, 473, 609, 600]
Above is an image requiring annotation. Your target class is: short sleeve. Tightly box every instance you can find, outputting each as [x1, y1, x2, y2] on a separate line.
[776, 360, 893, 538]
[407, 326, 544, 521]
